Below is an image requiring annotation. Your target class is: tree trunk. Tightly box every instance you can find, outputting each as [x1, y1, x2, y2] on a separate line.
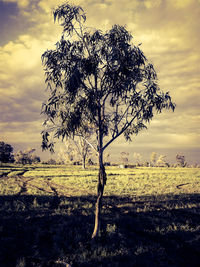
[91, 150, 107, 239]
[82, 154, 86, 169]
[91, 98, 107, 239]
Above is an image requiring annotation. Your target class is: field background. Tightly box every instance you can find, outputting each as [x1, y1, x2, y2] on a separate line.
[0, 165, 200, 266]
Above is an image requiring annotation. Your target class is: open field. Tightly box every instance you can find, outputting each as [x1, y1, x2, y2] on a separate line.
[0, 165, 200, 266]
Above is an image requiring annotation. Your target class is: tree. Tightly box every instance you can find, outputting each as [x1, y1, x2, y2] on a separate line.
[14, 148, 40, 165]
[73, 137, 91, 168]
[150, 152, 157, 167]
[58, 136, 96, 169]
[133, 152, 142, 166]
[41, 2, 175, 239]
[120, 151, 129, 165]
[156, 155, 169, 167]
[0, 141, 14, 163]
[104, 152, 110, 165]
[47, 158, 57, 165]
[58, 140, 77, 164]
[176, 154, 187, 167]
[31, 155, 41, 164]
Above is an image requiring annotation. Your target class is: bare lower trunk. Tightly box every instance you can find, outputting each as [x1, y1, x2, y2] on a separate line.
[91, 152, 107, 239]
[82, 155, 86, 169]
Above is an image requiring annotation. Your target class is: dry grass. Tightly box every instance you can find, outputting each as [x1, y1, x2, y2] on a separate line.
[1, 165, 199, 197]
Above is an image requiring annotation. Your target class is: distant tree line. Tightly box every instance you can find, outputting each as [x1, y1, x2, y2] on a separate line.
[118, 151, 199, 168]
[0, 141, 199, 167]
[0, 141, 40, 165]
[14, 148, 41, 165]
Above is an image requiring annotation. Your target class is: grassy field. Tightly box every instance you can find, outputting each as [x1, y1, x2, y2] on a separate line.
[0, 164, 200, 266]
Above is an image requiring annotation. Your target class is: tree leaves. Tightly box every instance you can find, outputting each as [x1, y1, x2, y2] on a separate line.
[0, 142, 14, 163]
[53, 3, 86, 36]
[41, 2, 175, 152]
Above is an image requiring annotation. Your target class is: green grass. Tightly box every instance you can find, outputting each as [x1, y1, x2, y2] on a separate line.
[1, 165, 199, 197]
[0, 165, 200, 266]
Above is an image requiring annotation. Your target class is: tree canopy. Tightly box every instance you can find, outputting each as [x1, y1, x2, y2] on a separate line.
[0, 141, 14, 163]
[41, 3, 175, 152]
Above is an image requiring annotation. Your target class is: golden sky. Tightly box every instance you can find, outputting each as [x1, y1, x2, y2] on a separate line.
[0, 0, 200, 163]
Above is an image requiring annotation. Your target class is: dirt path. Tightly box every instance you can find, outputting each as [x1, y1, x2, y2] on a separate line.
[12, 176, 86, 197]
[16, 177, 35, 195]
[46, 180, 59, 196]
[44, 180, 89, 196]
[1, 168, 90, 197]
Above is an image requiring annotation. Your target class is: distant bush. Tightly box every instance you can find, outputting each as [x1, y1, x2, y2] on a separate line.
[46, 159, 57, 165]
[14, 148, 40, 165]
[0, 141, 15, 163]
[176, 154, 187, 167]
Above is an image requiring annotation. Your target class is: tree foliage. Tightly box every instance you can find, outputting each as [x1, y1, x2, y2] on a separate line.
[150, 152, 157, 166]
[41, 3, 175, 152]
[58, 137, 96, 168]
[120, 151, 129, 165]
[14, 148, 40, 165]
[0, 141, 14, 163]
[176, 154, 187, 167]
[133, 152, 143, 166]
[156, 155, 169, 167]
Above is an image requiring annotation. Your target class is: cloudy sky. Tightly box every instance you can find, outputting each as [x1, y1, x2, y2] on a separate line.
[0, 0, 200, 163]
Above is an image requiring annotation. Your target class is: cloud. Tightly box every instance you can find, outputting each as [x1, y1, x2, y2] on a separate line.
[169, 0, 196, 9]
[144, 0, 162, 9]
[0, 34, 48, 131]
[1, 36, 41, 73]
[0, 0, 200, 162]
[0, 120, 43, 143]
[1, 0, 29, 8]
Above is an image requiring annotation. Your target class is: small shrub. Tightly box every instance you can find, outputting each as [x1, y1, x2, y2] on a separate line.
[16, 257, 26, 267]
[32, 197, 40, 209]
[106, 223, 117, 235]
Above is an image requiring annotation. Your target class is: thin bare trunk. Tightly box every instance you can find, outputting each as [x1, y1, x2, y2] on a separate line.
[92, 77, 107, 239]
[82, 155, 86, 169]
[91, 151, 106, 239]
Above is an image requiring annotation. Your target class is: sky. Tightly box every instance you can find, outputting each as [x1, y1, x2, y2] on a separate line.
[0, 0, 200, 164]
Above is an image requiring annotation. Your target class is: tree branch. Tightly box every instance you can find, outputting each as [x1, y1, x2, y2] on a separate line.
[103, 107, 142, 151]
[76, 135, 98, 152]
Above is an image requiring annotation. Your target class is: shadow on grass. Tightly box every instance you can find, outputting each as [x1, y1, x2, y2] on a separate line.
[0, 193, 200, 267]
